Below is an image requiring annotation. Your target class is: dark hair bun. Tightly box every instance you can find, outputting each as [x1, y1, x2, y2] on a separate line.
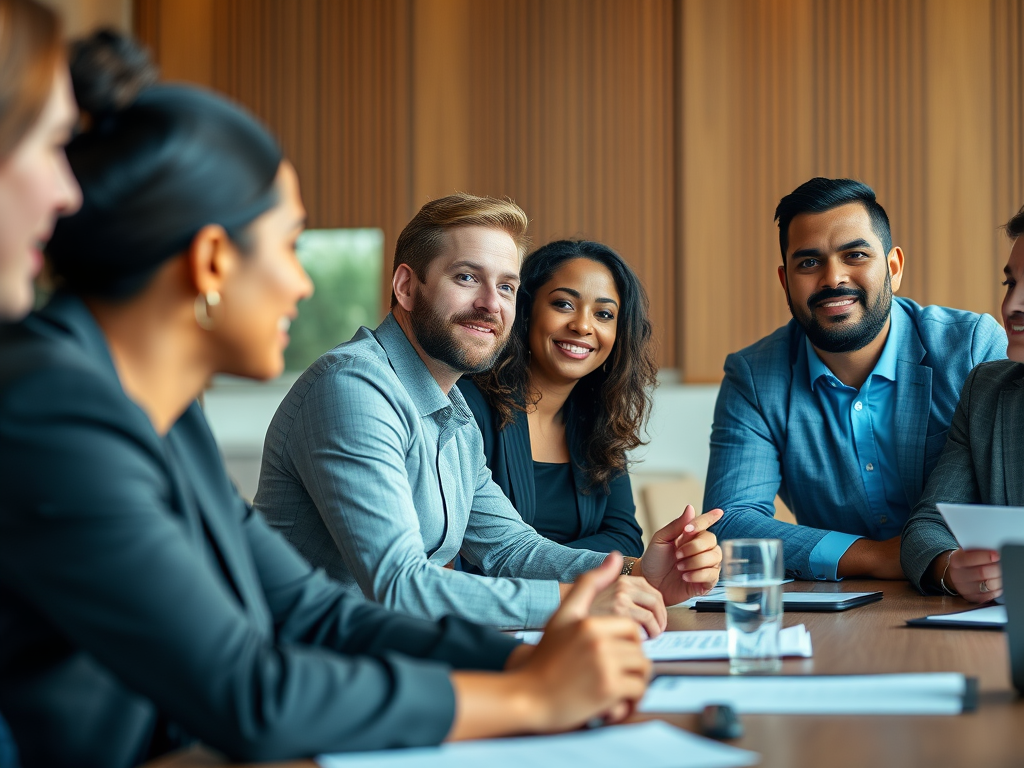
[69, 29, 158, 120]
[47, 84, 282, 300]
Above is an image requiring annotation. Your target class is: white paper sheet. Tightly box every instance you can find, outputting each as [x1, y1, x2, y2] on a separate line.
[316, 720, 759, 768]
[639, 673, 969, 715]
[515, 625, 812, 661]
[918, 605, 1007, 626]
[937, 503, 1024, 550]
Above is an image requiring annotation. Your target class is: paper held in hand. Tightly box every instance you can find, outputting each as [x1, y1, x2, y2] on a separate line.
[515, 623, 813, 661]
[937, 503, 1024, 550]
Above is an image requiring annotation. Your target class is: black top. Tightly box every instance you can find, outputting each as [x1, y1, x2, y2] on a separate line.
[532, 461, 582, 544]
[0, 295, 519, 768]
[457, 379, 644, 557]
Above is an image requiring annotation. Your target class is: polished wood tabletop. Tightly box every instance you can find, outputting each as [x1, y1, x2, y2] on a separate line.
[144, 580, 1024, 768]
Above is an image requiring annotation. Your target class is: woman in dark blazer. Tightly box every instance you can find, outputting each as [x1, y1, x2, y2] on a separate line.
[0, 4, 79, 761]
[460, 240, 659, 559]
[901, 204, 1024, 601]
[0, 82, 650, 767]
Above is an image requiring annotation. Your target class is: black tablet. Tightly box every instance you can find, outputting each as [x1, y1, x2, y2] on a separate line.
[692, 590, 883, 612]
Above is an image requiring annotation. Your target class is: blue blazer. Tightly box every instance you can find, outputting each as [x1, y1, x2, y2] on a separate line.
[704, 297, 1007, 580]
[458, 380, 645, 557]
[0, 295, 518, 767]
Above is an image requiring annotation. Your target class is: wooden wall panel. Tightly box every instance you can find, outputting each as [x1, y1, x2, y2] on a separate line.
[135, 0, 1024, 378]
[680, 0, 1024, 381]
[408, 0, 677, 366]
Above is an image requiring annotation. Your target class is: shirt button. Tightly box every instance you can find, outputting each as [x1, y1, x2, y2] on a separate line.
[866, 463, 874, 471]
[854, 401, 864, 411]
[880, 515, 888, 524]
[829, 381, 837, 388]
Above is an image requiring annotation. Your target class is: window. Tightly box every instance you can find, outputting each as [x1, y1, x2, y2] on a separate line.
[285, 228, 384, 372]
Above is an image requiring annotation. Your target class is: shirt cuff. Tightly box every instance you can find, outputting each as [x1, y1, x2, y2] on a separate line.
[808, 531, 864, 581]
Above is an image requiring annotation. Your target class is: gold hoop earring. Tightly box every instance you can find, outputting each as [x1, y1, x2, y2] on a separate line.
[194, 291, 221, 331]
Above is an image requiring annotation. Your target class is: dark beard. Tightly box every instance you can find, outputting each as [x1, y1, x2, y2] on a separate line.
[788, 271, 893, 353]
[410, 301, 506, 374]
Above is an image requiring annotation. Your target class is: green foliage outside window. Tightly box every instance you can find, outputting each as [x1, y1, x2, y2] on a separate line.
[284, 228, 383, 372]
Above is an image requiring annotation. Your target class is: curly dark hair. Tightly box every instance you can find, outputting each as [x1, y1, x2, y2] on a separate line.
[472, 239, 658, 491]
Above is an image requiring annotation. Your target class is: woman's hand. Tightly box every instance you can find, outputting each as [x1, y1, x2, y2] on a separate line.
[943, 548, 1002, 602]
[588, 571, 668, 638]
[637, 505, 724, 607]
[449, 554, 651, 740]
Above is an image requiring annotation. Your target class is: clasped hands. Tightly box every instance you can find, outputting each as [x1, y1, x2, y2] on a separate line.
[565, 504, 724, 638]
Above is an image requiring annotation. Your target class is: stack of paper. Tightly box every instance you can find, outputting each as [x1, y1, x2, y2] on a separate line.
[516, 624, 813, 661]
[639, 673, 974, 715]
[316, 720, 759, 768]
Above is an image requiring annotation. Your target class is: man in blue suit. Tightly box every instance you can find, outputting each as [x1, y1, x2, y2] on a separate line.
[705, 178, 1006, 581]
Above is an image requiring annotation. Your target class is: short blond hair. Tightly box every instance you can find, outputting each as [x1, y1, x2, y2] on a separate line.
[392, 193, 529, 305]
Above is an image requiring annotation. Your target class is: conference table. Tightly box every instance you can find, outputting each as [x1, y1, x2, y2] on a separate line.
[146, 580, 1024, 768]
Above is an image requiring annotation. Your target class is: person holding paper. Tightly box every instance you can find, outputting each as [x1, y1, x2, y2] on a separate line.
[255, 195, 723, 635]
[901, 205, 1024, 601]
[0, 80, 655, 766]
[705, 178, 1007, 581]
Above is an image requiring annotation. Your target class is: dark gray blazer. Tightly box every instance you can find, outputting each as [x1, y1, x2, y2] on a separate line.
[0, 296, 518, 768]
[901, 359, 1024, 591]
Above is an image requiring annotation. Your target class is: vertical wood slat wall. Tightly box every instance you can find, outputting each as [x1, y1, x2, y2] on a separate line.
[135, 0, 1023, 379]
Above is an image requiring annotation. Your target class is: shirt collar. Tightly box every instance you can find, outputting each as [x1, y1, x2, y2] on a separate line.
[373, 312, 471, 421]
[806, 301, 903, 391]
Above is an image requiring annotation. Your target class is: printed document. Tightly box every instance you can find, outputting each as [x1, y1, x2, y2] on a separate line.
[516, 624, 812, 661]
[317, 720, 759, 768]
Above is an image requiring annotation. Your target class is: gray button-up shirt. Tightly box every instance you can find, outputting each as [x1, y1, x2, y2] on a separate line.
[255, 314, 606, 629]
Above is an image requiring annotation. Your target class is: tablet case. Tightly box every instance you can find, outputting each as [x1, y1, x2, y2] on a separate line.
[1002, 544, 1024, 694]
[692, 591, 883, 613]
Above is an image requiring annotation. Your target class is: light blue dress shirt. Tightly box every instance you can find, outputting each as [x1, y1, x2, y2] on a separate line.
[255, 314, 607, 629]
[805, 308, 909, 579]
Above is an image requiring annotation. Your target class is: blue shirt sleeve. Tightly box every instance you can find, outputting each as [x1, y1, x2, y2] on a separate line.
[808, 531, 864, 580]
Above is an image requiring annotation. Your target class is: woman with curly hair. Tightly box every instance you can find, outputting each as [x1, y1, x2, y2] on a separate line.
[459, 239, 659, 559]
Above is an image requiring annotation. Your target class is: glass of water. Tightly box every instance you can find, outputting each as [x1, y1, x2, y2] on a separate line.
[722, 538, 784, 674]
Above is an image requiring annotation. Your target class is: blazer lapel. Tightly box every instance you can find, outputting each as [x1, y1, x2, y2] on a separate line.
[502, 410, 537, 524]
[894, 317, 933, 506]
[1001, 377, 1024, 503]
[565, 410, 598, 535]
[166, 406, 271, 629]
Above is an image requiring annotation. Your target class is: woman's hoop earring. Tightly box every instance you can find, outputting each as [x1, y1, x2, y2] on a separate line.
[194, 291, 221, 331]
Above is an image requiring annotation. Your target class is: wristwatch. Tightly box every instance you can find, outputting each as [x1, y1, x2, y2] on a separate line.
[621, 558, 637, 576]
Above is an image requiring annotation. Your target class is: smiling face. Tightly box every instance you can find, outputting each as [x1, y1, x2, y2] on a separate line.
[778, 201, 903, 354]
[1003, 236, 1024, 364]
[405, 224, 520, 375]
[527, 257, 620, 389]
[212, 161, 313, 380]
[0, 64, 81, 319]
